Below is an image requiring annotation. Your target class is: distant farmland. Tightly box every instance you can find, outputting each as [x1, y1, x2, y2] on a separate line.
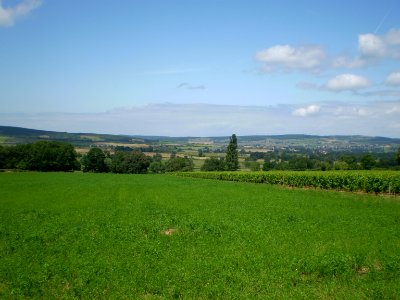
[1, 172, 399, 298]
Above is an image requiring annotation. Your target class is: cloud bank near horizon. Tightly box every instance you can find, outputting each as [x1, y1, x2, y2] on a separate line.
[1, 102, 399, 138]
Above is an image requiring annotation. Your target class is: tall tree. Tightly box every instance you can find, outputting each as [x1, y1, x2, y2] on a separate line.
[225, 134, 239, 171]
[82, 147, 108, 172]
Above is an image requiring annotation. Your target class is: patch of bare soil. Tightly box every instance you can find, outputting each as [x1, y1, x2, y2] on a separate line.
[160, 228, 178, 236]
[357, 266, 370, 275]
[374, 260, 382, 272]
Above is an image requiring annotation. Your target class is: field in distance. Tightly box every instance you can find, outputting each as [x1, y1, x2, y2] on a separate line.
[1, 172, 400, 298]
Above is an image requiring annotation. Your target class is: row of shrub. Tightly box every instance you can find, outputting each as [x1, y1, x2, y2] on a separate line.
[173, 171, 400, 194]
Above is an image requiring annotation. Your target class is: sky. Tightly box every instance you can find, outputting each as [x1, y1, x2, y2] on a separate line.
[1, 0, 400, 137]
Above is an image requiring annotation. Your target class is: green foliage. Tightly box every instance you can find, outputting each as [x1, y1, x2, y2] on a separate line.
[121, 151, 151, 174]
[109, 151, 151, 174]
[262, 160, 274, 171]
[165, 157, 194, 172]
[361, 154, 376, 170]
[0, 145, 6, 168]
[152, 153, 163, 163]
[173, 170, 400, 194]
[288, 156, 314, 170]
[249, 161, 261, 171]
[200, 157, 225, 171]
[149, 161, 165, 173]
[225, 134, 239, 171]
[397, 146, 400, 165]
[1, 173, 400, 298]
[0, 141, 79, 171]
[82, 148, 108, 173]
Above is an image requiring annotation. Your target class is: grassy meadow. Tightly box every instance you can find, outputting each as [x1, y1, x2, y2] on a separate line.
[1, 172, 400, 298]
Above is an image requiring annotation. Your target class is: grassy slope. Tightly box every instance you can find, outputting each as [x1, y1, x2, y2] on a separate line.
[0, 173, 399, 298]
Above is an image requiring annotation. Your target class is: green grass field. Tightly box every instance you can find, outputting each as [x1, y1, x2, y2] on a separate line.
[1, 173, 400, 298]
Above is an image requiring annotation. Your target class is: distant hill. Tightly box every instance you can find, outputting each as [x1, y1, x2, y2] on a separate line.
[0, 126, 135, 146]
[0, 125, 399, 152]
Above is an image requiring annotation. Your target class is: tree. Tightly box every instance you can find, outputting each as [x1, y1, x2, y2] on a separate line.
[339, 155, 359, 170]
[361, 154, 376, 170]
[109, 151, 150, 174]
[123, 151, 151, 174]
[29, 141, 80, 171]
[262, 160, 274, 171]
[82, 147, 108, 172]
[201, 157, 225, 171]
[149, 161, 165, 173]
[0, 141, 79, 171]
[165, 157, 194, 172]
[5, 144, 31, 169]
[397, 146, 400, 165]
[225, 134, 239, 171]
[249, 161, 260, 171]
[109, 151, 126, 173]
[152, 153, 163, 163]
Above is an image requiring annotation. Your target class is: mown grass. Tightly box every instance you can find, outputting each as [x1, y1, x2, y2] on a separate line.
[0, 172, 400, 298]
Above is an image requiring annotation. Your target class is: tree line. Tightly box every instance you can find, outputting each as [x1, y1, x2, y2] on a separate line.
[0, 141, 80, 171]
[0, 134, 240, 173]
[0, 134, 398, 173]
[250, 149, 400, 171]
[0, 141, 196, 173]
[82, 134, 240, 173]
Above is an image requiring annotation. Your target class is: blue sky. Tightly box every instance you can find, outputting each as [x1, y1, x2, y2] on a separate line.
[1, 0, 400, 137]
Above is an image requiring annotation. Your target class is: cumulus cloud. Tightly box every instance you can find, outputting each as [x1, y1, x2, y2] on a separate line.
[256, 45, 325, 71]
[0, 0, 41, 27]
[1, 102, 399, 137]
[385, 72, 400, 86]
[292, 105, 320, 117]
[325, 74, 371, 92]
[358, 29, 400, 60]
[256, 28, 400, 73]
[358, 33, 387, 58]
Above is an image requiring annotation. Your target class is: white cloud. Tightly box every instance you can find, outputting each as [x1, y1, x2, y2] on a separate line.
[384, 28, 400, 45]
[358, 34, 387, 58]
[256, 28, 400, 73]
[385, 72, 400, 86]
[292, 105, 320, 117]
[2, 102, 399, 137]
[358, 29, 400, 60]
[256, 45, 325, 71]
[0, 0, 41, 27]
[325, 74, 371, 92]
[331, 55, 366, 68]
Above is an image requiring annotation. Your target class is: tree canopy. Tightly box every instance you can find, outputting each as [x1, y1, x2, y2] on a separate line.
[165, 157, 194, 172]
[0, 141, 79, 171]
[201, 157, 225, 171]
[225, 134, 239, 171]
[82, 147, 108, 173]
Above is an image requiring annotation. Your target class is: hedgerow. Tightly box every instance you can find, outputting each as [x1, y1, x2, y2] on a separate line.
[172, 171, 400, 194]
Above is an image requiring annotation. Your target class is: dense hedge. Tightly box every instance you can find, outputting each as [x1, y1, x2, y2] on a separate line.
[173, 171, 400, 194]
